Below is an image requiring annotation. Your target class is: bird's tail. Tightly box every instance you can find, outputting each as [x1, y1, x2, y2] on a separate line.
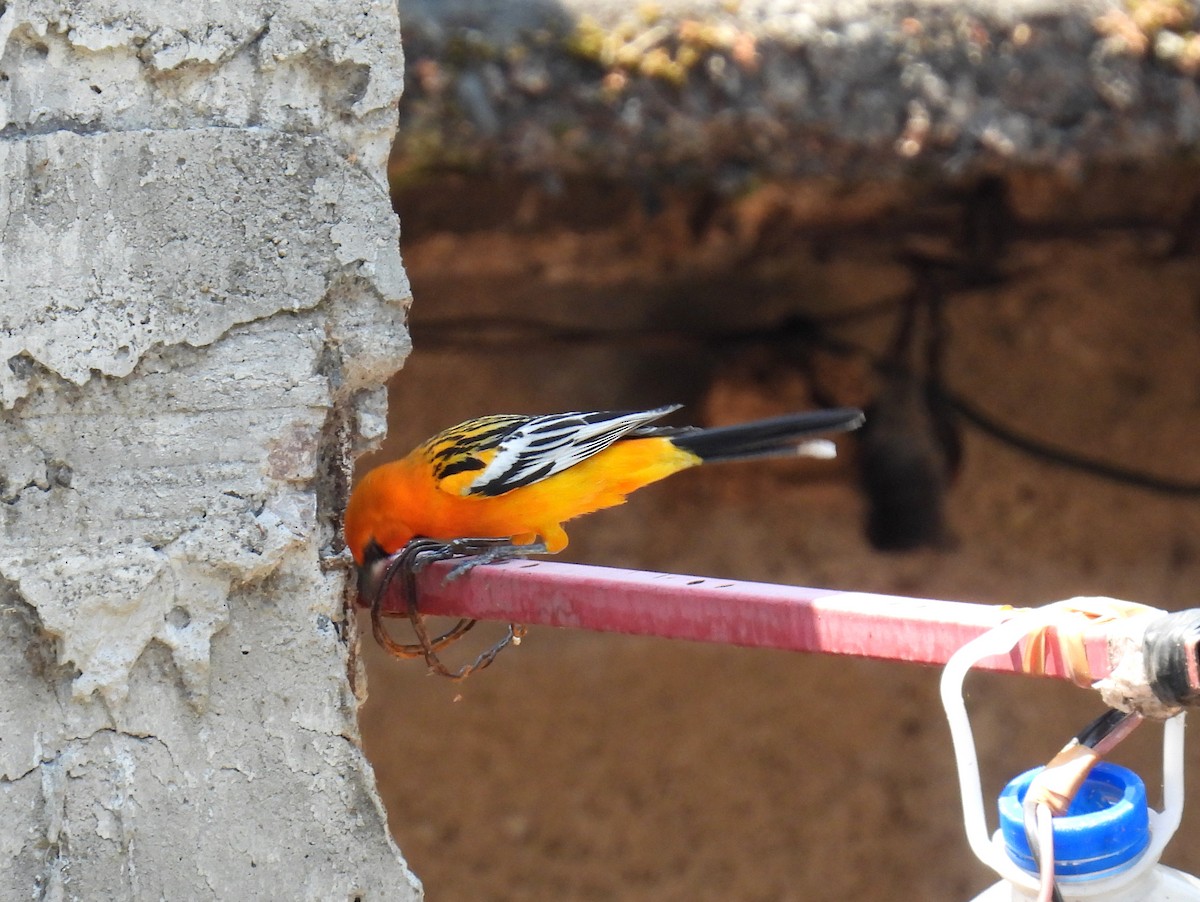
[667, 408, 864, 464]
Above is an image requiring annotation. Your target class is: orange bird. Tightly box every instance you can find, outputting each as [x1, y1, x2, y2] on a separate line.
[345, 404, 864, 600]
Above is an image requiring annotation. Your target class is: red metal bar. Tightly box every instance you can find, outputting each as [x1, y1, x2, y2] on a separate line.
[373, 559, 1113, 680]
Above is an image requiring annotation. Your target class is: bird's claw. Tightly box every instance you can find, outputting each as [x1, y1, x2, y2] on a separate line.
[443, 540, 548, 581]
[368, 536, 542, 680]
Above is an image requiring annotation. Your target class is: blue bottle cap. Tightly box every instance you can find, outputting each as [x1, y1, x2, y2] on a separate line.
[998, 762, 1151, 880]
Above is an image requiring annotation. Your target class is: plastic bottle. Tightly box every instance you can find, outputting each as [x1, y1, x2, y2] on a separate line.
[939, 610, 1198, 902]
[968, 761, 1200, 900]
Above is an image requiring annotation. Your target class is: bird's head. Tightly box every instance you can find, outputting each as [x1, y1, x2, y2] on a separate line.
[343, 466, 416, 603]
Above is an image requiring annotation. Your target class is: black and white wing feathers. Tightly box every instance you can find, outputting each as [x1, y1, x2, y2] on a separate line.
[464, 405, 680, 497]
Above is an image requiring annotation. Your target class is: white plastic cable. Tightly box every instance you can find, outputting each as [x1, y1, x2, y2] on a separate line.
[942, 614, 1044, 891]
[1144, 714, 1187, 869]
[1032, 802, 1056, 902]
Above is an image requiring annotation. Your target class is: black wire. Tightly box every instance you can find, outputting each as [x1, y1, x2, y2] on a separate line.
[1073, 708, 1129, 749]
[943, 389, 1200, 497]
[1026, 708, 1128, 902]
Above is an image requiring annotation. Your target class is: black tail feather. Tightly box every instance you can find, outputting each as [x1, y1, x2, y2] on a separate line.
[666, 408, 864, 464]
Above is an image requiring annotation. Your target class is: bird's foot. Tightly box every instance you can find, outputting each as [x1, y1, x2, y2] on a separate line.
[369, 536, 540, 680]
[441, 539, 549, 581]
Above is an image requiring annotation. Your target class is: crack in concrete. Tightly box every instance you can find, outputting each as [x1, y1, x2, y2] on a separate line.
[2, 726, 165, 785]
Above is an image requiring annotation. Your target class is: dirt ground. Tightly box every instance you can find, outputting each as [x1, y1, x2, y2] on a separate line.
[356, 175, 1200, 901]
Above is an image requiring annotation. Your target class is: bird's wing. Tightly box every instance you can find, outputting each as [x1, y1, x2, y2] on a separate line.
[460, 405, 681, 497]
[422, 414, 527, 489]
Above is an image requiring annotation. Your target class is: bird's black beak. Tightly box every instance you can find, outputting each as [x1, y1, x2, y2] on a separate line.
[357, 539, 391, 605]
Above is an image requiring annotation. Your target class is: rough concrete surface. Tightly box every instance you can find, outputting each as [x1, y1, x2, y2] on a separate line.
[1, 0, 403, 177]
[394, 0, 1200, 181]
[1, 1, 418, 899]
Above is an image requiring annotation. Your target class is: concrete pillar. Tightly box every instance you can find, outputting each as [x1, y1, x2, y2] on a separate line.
[0, 2, 418, 897]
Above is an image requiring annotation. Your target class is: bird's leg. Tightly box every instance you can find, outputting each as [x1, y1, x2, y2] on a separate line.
[410, 537, 540, 679]
[369, 536, 540, 680]
[370, 539, 477, 660]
